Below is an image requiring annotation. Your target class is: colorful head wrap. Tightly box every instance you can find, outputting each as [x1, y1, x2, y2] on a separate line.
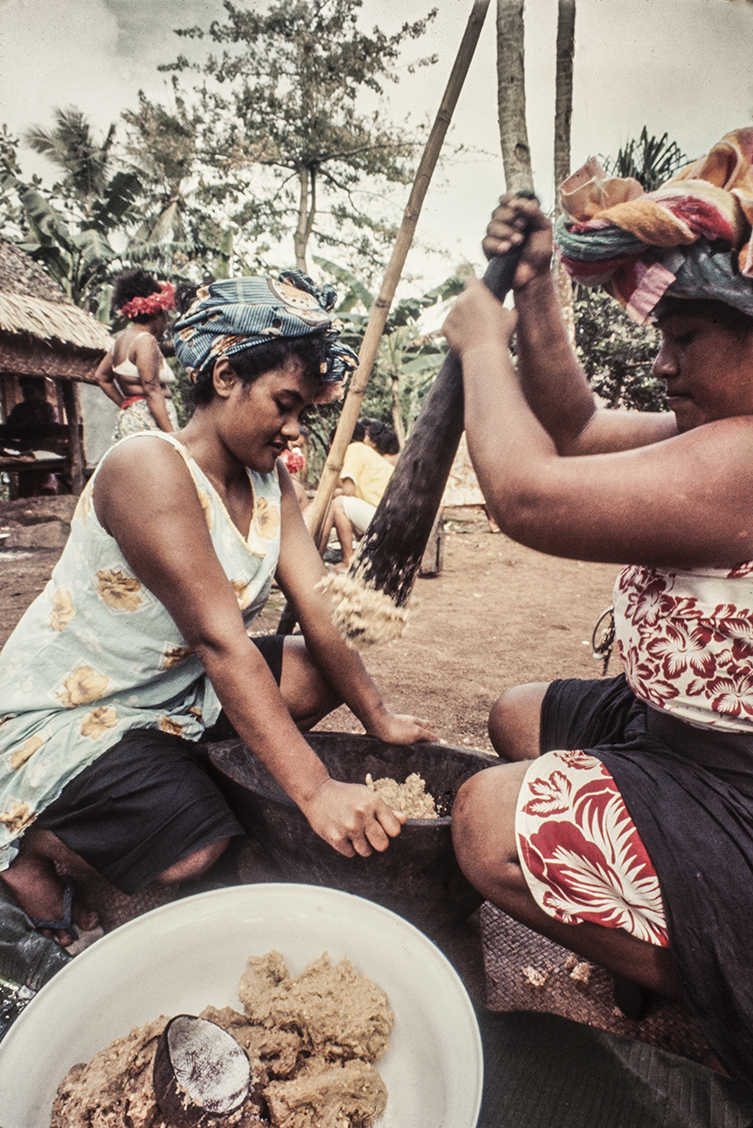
[119, 281, 175, 319]
[555, 127, 753, 323]
[173, 270, 358, 387]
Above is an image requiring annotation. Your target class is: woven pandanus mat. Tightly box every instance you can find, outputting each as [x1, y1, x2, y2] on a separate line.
[53, 850, 184, 934]
[480, 901, 715, 1068]
[76, 875, 179, 932]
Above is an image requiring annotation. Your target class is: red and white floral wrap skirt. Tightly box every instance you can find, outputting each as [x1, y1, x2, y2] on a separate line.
[515, 749, 670, 947]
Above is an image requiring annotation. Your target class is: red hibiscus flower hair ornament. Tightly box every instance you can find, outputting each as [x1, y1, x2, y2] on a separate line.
[119, 282, 176, 320]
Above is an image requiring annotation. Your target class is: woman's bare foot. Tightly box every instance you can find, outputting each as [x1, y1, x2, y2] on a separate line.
[0, 853, 98, 947]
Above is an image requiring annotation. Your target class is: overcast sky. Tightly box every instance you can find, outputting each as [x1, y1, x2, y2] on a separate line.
[1, 0, 752, 290]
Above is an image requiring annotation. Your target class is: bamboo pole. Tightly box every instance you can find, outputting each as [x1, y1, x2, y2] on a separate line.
[279, 0, 491, 632]
[308, 0, 490, 546]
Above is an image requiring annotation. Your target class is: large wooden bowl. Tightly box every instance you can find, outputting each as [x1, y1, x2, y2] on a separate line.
[209, 731, 496, 930]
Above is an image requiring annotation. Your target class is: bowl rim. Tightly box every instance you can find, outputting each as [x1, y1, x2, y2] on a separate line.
[209, 732, 497, 824]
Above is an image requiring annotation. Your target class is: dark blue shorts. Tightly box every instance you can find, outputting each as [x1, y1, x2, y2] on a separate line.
[541, 672, 753, 1083]
[36, 634, 285, 893]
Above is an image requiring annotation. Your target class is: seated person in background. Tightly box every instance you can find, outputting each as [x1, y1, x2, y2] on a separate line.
[363, 418, 400, 465]
[93, 268, 178, 439]
[323, 418, 396, 570]
[5, 378, 56, 432]
[4, 378, 58, 497]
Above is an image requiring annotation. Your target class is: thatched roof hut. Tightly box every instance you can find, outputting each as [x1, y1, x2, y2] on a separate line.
[0, 241, 111, 493]
[0, 241, 110, 382]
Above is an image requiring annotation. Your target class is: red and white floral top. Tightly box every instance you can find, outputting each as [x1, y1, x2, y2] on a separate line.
[614, 561, 753, 731]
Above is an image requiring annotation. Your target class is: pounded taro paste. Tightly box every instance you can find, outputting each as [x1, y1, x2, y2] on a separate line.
[50, 952, 392, 1128]
[316, 570, 408, 646]
[365, 771, 439, 819]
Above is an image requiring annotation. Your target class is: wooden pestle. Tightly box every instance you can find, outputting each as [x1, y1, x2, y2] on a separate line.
[343, 239, 529, 623]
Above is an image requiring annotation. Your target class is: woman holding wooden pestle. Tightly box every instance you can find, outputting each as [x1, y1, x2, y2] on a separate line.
[0, 271, 433, 948]
[444, 126, 753, 1085]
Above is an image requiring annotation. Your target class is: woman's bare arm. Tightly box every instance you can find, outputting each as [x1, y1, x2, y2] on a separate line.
[131, 335, 173, 431]
[92, 351, 124, 407]
[92, 438, 420, 857]
[275, 463, 435, 743]
[443, 281, 753, 569]
[482, 195, 676, 456]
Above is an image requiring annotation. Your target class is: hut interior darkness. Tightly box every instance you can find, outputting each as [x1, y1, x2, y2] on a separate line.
[0, 241, 110, 497]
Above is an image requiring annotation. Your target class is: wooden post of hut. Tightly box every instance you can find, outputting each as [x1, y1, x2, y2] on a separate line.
[0, 241, 110, 497]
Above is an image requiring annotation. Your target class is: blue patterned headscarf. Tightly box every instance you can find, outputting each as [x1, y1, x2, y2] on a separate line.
[173, 270, 358, 384]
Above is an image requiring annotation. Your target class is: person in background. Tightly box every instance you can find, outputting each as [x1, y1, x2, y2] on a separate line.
[363, 418, 400, 465]
[4, 378, 59, 497]
[93, 269, 178, 439]
[5, 378, 56, 433]
[444, 126, 753, 1084]
[322, 418, 396, 570]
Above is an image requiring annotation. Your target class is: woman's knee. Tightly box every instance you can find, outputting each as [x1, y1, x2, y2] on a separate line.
[279, 636, 340, 728]
[488, 681, 549, 760]
[452, 763, 528, 887]
[157, 837, 230, 885]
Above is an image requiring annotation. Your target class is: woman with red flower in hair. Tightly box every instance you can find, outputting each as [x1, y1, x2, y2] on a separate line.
[93, 268, 178, 438]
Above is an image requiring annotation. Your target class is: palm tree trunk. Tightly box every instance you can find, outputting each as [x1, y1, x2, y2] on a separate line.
[496, 0, 533, 192]
[294, 167, 310, 271]
[305, 167, 317, 252]
[553, 0, 575, 191]
[554, 0, 576, 343]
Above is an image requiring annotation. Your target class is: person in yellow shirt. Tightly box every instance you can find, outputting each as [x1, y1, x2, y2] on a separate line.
[325, 419, 396, 569]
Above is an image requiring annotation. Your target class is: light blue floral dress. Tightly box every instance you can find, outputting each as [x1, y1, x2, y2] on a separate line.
[0, 432, 281, 871]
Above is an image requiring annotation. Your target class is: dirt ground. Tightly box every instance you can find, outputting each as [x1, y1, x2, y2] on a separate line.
[0, 504, 621, 754]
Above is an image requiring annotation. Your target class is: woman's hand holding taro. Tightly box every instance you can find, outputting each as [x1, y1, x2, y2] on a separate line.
[482, 194, 553, 291]
[300, 778, 406, 857]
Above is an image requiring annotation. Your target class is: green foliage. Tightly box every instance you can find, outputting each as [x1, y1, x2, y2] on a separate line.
[572, 126, 687, 412]
[0, 126, 28, 241]
[2, 5, 442, 327]
[15, 187, 118, 307]
[165, 363, 195, 429]
[603, 127, 686, 193]
[297, 264, 462, 481]
[24, 107, 117, 215]
[575, 290, 667, 412]
[319, 255, 462, 426]
[120, 81, 233, 273]
[3, 101, 213, 315]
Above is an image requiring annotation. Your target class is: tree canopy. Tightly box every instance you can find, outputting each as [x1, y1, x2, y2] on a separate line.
[24, 107, 118, 220]
[128, 0, 438, 280]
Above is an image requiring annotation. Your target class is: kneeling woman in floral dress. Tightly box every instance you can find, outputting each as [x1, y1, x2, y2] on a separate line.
[0, 272, 433, 946]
